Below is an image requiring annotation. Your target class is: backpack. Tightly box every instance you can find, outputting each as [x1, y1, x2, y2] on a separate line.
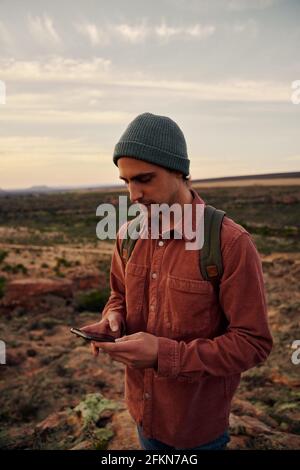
[120, 205, 226, 292]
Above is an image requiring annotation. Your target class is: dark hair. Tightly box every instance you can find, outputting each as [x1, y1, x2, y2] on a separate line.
[167, 168, 191, 186]
[182, 173, 191, 186]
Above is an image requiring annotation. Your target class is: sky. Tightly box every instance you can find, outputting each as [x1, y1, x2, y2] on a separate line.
[0, 0, 300, 189]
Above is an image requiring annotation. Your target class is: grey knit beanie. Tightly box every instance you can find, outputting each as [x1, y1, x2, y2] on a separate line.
[113, 112, 190, 177]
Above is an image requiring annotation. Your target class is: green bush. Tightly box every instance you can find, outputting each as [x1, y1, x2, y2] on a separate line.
[2, 264, 27, 274]
[55, 257, 72, 268]
[0, 276, 6, 299]
[0, 250, 8, 264]
[76, 289, 110, 312]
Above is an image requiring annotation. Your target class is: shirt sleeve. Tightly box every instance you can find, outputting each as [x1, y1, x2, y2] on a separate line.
[101, 230, 127, 325]
[155, 232, 273, 379]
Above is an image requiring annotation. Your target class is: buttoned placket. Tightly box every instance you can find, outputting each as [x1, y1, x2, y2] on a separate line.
[142, 236, 166, 436]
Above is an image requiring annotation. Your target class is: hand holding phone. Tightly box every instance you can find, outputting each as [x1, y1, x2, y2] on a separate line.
[70, 327, 116, 343]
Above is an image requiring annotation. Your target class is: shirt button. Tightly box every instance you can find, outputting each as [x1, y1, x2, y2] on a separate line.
[144, 392, 151, 400]
[152, 272, 157, 279]
[158, 241, 164, 247]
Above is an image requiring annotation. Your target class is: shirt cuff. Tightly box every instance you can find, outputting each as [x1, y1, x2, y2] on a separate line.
[155, 337, 180, 378]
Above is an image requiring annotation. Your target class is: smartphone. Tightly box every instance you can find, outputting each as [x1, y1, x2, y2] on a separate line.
[70, 327, 116, 343]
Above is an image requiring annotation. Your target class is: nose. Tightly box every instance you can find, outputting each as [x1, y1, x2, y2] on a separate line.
[128, 182, 143, 204]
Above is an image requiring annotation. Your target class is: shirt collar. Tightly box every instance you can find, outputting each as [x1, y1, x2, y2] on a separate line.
[140, 188, 205, 242]
[169, 188, 205, 242]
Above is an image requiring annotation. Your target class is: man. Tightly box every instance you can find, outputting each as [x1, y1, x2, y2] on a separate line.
[82, 112, 273, 450]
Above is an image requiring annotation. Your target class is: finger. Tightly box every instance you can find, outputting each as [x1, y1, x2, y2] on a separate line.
[92, 341, 117, 352]
[94, 340, 136, 352]
[107, 353, 131, 366]
[81, 319, 107, 334]
[91, 342, 99, 357]
[115, 334, 140, 343]
[115, 335, 131, 343]
[91, 343, 98, 357]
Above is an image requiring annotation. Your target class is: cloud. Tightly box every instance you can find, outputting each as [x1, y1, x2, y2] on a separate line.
[228, 0, 276, 11]
[0, 55, 290, 104]
[110, 78, 289, 103]
[75, 22, 110, 46]
[286, 155, 300, 162]
[28, 14, 61, 44]
[0, 21, 12, 45]
[155, 21, 215, 40]
[155, 22, 182, 39]
[0, 56, 111, 82]
[114, 22, 149, 43]
[73, 21, 215, 46]
[0, 80, 5, 105]
[185, 24, 216, 38]
[232, 19, 258, 37]
[0, 109, 132, 125]
[0, 136, 101, 160]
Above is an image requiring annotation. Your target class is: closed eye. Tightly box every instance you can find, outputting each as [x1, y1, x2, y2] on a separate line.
[119, 173, 156, 184]
[138, 176, 153, 183]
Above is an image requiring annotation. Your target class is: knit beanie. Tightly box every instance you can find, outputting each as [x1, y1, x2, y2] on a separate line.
[113, 112, 190, 177]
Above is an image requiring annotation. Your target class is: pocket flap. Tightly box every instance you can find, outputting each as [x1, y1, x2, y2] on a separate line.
[126, 262, 148, 277]
[168, 274, 212, 294]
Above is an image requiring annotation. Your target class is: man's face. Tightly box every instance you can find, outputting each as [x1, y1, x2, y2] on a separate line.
[118, 157, 182, 215]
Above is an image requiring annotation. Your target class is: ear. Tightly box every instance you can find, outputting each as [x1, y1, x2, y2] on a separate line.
[173, 170, 183, 180]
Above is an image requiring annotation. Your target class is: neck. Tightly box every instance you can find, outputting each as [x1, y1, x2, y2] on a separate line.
[173, 184, 193, 211]
[158, 186, 194, 234]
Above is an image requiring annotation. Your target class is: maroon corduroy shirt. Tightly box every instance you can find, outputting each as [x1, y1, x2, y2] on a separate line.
[101, 188, 273, 448]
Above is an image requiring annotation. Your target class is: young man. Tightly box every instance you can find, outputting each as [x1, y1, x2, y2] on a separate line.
[82, 112, 273, 450]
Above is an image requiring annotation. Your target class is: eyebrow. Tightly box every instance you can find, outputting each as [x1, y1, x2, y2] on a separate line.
[119, 172, 156, 183]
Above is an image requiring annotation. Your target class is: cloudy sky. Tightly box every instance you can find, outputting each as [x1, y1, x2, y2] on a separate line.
[0, 0, 299, 189]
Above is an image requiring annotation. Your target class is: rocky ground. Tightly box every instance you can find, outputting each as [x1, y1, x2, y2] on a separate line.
[0, 184, 299, 450]
[0, 240, 299, 450]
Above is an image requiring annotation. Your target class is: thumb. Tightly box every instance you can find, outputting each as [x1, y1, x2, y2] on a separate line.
[109, 318, 119, 332]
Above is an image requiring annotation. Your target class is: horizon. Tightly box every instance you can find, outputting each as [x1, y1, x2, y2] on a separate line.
[1, 170, 299, 192]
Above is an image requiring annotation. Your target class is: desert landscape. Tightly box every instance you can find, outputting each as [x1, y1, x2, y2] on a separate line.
[0, 179, 300, 450]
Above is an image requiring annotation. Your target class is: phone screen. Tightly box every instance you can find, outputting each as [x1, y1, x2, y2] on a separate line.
[70, 328, 115, 342]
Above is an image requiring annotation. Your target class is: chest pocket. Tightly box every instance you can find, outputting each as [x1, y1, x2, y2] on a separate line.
[125, 262, 148, 332]
[164, 274, 213, 339]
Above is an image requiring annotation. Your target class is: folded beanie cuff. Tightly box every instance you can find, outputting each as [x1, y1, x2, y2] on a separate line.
[113, 140, 190, 176]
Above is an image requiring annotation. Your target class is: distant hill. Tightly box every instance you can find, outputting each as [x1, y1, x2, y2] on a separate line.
[1, 171, 299, 195]
[192, 171, 300, 184]
[0, 183, 123, 196]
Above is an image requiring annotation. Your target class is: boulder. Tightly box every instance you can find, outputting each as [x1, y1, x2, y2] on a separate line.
[1, 278, 74, 308]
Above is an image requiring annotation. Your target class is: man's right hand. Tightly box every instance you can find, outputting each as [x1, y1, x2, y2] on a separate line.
[80, 311, 125, 357]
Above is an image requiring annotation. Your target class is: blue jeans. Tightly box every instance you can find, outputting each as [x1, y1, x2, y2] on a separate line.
[137, 425, 230, 451]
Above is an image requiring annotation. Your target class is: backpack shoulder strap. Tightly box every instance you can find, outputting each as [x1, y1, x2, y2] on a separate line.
[120, 214, 144, 264]
[200, 205, 226, 287]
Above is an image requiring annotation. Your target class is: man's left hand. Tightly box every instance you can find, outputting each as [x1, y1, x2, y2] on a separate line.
[92, 332, 158, 369]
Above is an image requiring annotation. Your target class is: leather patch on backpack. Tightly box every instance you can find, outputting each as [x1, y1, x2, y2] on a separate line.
[206, 265, 219, 278]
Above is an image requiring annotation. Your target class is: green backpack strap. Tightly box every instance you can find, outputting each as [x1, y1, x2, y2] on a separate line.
[200, 205, 226, 289]
[120, 214, 144, 264]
